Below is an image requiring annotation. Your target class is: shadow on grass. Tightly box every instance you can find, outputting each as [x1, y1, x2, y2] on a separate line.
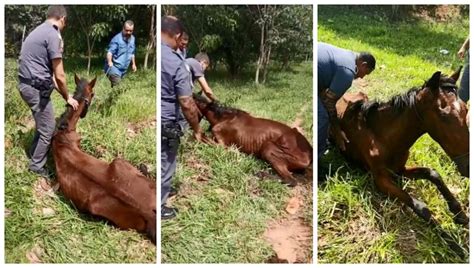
[318, 5, 467, 66]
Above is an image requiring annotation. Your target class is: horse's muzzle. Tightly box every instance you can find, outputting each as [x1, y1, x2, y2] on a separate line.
[452, 153, 469, 178]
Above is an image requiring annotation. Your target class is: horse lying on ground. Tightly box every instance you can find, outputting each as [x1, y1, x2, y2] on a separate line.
[333, 69, 469, 256]
[52, 74, 156, 243]
[193, 94, 313, 186]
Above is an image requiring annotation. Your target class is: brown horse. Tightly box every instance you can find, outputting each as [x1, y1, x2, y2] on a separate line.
[193, 94, 313, 186]
[52, 74, 156, 243]
[333, 69, 469, 256]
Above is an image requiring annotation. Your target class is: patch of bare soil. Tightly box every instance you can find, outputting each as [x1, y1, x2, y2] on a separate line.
[33, 178, 59, 200]
[414, 5, 462, 22]
[264, 184, 313, 263]
[26, 245, 44, 263]
[126, 117, 156, 138]
[32, 178, 60, 216]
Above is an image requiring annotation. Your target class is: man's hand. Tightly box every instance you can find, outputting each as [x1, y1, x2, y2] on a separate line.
[67, 95, 79, 110]
[108, 61, 113, 68]
[132, 64, 137, 72]
[205, 91, 217, 101]
[331, 124, 349, 151]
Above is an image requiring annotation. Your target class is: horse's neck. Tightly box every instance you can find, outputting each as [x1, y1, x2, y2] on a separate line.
[374, 106, 426, 151]
[203, 110, 227, 126]
[60, 106, 82, 132]
[54, 131, 81, 148]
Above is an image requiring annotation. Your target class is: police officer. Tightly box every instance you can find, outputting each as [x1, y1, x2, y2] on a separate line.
[161, 16, 210, 220]
[18, 5, 79, 178]
[105, 20, 137, 87]
[318, 42, 376, 160]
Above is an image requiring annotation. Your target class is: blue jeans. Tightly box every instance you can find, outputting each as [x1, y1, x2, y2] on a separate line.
[318, 98, 329, 159]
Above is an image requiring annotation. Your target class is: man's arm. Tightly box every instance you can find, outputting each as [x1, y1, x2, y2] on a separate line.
[320, 88, 340, 126]
[52, 58, 78, 110]
[178, 96, 201, 133]
[107, 52, 114, 68]
[131, 55, 137, 72]
[197, 77, 216, 100]
[458, 36, 470, 59]
[320, 88, 349, 150]
[106, 37, 119, 68]
[175, 64, 208, 142]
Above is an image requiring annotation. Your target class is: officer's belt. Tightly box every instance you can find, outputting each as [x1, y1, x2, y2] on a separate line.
[18, 77, 35, 86]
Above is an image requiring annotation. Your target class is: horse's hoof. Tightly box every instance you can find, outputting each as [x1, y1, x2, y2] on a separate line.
[448, 242, 466, 259]
[285, 180, 297, 187]
[454, 214, 469, 227]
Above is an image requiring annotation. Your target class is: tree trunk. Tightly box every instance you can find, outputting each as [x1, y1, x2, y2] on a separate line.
[144, 5, 156, 70]
[262, 44, 271, 83]
[86, 37, 92, 75]
[255, 20, 265, 84]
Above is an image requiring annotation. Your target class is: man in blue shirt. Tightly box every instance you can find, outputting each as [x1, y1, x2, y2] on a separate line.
[104, 20, 137, 87]
[161, 16, 210, 220]
[318, 42, 376, 160]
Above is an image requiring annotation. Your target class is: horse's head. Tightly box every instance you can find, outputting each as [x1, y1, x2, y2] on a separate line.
[192, 92, 212, 122]
[419, 68, 469, 177]
[73, 74, 97, 118]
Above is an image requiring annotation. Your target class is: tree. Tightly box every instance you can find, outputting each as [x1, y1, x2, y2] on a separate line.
[252, 5, 278, 84]
[166, 5, 312, 81]
[143, 5, 156, 70]
[4, 5, 48, 57]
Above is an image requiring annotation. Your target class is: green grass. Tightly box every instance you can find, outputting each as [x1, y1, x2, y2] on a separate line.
[4, 58, 156, 263]
[161, 63, 313, 263]
[318, 6, 469, 263]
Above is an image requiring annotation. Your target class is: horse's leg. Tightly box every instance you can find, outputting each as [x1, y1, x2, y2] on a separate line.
[277, 130, 312, 171]
[400, 167, 468, 225]
[210, 122, 228, 146]
[261, 140, 298, 187]
[88, 192, 154, 241]
[373, 170, 465, 257]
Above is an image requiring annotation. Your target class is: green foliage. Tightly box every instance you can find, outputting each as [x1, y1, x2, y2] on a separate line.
[4, 58, 156, 263]
[164, 5, 312, 75]
[318, 5, 469, 263]
[4, 5, 155, 64]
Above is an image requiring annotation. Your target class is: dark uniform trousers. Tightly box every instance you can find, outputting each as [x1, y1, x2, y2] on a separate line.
[161, 122, 183, 208]
[18, 83, 55, 171]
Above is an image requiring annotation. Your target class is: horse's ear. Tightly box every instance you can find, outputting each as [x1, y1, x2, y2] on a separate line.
[427, 71, 441, 90]
[74, 73, 81, 85]
[450, 66, 462, 82]
[89, 76, 97, 89]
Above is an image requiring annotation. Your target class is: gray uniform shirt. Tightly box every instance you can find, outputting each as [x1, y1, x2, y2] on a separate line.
[19, 21, 63, 81]
[184, 58, 205, 83]
[161, 42, 192, 123]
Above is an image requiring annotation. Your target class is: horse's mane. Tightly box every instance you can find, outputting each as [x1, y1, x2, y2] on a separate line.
[348, 74, 458, 120]
[57, 79, 89, 130]
[193, 93, 248, 118]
